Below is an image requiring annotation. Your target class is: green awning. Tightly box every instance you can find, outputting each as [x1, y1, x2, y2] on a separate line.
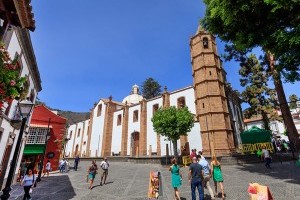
[240, 126, 272, 144]
[23, 144, 45, 155]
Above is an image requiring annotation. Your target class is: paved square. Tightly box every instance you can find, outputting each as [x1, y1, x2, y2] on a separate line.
[6, 160, 300, 200]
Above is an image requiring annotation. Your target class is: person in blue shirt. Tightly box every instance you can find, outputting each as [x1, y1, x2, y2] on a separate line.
[198, 155, 215, 200]
[21, 168, 36, 200]
[189, 156, 204, 200]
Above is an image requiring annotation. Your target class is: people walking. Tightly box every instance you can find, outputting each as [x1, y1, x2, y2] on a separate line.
[87, 160, 98, 189]
[43, 160, 51, 177]
[262, 146, 271, 169]
[211, 155, 225, 199]
[169, 158, 182, 200]
[189, 157, 204, 200]
[100, 157, 110, 185]
[21, 168, 36, 200]
[59, 158, 66, 173]
[74, 155, 80, 171]
[198, 155, 215, 200]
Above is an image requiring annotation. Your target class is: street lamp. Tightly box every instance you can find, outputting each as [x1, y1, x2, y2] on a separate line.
[0, 99, 34, 200]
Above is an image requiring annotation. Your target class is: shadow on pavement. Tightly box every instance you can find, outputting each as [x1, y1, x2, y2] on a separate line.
[11, 175, 77, 200]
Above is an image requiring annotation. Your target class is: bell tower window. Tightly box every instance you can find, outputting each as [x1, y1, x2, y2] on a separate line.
[203, 37, 209, 49]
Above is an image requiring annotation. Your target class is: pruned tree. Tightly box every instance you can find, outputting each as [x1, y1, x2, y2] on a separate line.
[289, 94, 299, 110]
[141, 77, 162, 99]
[201, 0, 300, 150]
[151, 106, 194, 160]
[240, 55, 280, 130]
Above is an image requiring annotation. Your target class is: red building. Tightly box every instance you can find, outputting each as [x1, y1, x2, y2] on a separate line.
[22, 105, 67, 171]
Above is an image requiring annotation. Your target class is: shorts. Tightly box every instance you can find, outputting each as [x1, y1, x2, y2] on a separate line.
[100, 168, 108, 177]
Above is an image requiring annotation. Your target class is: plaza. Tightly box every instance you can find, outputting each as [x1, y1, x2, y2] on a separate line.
[6, 160, 300, 200]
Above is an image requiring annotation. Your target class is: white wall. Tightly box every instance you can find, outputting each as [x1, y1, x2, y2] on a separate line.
[169, 87, 196, 114]
[188, 123, 202, 152]
[90, 101, 106, 157]
[65, 124, 77, 157]
[146, 98, 163, 155]
[81, 120, 90, 157]
[127, 105, 141, 155]
[111, 110, 123, 154]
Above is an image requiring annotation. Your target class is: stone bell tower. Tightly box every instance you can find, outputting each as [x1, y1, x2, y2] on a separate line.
[190, 25, 235, 156]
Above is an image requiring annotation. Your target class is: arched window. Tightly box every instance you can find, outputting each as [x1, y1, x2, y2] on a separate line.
[203, 37, 209, 49]
[97, 104, 102, 116]
[177, 97, 186, 108]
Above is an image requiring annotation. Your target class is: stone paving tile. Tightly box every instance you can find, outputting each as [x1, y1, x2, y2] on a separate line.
[4, 160, 300, 200]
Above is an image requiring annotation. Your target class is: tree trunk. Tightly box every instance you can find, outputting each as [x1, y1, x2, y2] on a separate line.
[172, 139, 179, 161]
[262, 111, 270, 131]
[268, 53, 300, 152]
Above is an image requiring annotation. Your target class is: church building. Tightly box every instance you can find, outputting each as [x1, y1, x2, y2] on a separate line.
[65, 26, 244, 158]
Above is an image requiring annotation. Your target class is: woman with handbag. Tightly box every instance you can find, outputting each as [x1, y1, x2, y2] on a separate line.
[87, 160, 98, 190]
[21, 168, 36, 200]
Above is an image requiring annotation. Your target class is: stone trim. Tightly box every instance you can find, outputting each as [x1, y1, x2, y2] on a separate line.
[121, 105, 129, 156]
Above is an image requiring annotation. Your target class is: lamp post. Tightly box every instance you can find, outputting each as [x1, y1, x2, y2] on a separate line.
[1, 99, 34, 200]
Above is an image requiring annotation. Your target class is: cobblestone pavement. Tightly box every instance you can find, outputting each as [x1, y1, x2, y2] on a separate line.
[5, 160, 300, 200]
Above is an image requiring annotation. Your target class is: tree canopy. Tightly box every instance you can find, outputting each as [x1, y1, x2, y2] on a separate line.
[240, 55, 280, 130]
[202, 0, 300, 82]
[289, 94, 299, 110]
[151, 106, 194, 159]
[141, 77, 162, 99]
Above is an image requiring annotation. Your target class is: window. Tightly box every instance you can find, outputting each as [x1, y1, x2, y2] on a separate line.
[77, 128, 81, 137]
[97, 104, 102, 116]
[133, 110, 139, 122]
[297, 101, 300, 108]
[27, 127, 48, 144]
[153, 104, 159, 115]
[70, 131, 73, 139]
[203, 37, 209, 49]
[209, 71, 212, 76]
[177, 97, 186, 108]
[83, 141, 86, 145]
[202, 103, 205, 108]
[117, 114, 122, 126]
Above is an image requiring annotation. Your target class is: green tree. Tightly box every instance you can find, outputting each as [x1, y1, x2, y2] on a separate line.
[201, 0, 300, 150]
[151, 106, 194, 160]
[240, 55, 280, 130]
[289, 94, 299, 110]
[141, 77, 162, 99]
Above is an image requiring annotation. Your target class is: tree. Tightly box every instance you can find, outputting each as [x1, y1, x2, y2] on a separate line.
[151, 106, 194, 160]
[289, 94, 299, 110]
[201, 0, 300, 150]
[240, 55, 280, 130]
[141, 77, 162, 99]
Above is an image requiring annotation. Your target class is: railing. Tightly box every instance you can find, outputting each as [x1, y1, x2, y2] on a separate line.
[241, 142, 274, 154]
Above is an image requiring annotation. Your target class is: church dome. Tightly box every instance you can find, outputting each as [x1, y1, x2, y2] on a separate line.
[122, 84, 144, 105]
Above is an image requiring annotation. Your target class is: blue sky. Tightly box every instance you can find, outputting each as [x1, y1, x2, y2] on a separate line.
[31, 0, 300, 112]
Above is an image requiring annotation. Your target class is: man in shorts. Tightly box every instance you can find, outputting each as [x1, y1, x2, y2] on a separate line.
[100, 157, 110, 185]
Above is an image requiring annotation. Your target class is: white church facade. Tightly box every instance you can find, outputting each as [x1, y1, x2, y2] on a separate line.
[65, 26, 245, 158]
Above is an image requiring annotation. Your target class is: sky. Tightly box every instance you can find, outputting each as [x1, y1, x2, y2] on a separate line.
[31, 0, 300, 112]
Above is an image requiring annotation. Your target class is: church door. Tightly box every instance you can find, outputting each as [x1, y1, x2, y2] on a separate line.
[131, 132, 139, 156]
